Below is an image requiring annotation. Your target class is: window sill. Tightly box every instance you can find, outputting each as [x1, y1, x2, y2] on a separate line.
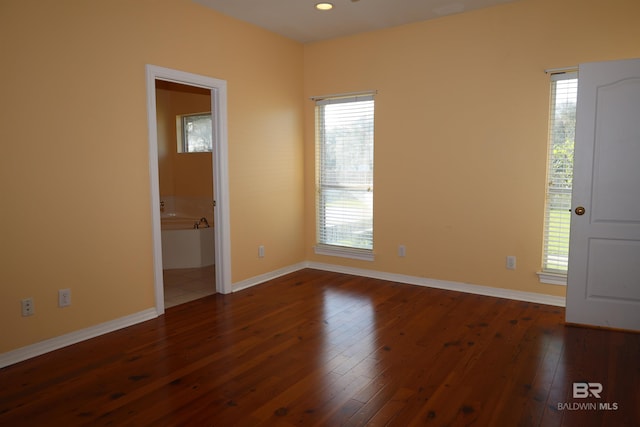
[314, 245, 374, 262]
[537, 271, 567, 286]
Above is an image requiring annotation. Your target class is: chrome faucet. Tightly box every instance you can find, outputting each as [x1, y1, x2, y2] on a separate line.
[194, 218, 209, 229]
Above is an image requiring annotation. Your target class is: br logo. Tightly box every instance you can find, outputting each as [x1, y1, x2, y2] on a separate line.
[573, 382, 603, 399]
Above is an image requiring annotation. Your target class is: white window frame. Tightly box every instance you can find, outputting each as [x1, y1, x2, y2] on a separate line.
[313, 92, 375, 261]
[538, 71, 578, 285]
[177, 112, 212, 153]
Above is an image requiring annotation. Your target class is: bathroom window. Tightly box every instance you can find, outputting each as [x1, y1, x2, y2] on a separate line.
[177, 113, 212, 153]
[314, 92, 375, 261]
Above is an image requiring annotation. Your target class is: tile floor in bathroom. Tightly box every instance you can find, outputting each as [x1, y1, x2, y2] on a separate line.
[163, 265, 216, 308]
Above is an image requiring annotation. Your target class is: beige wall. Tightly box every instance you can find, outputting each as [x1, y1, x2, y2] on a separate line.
[303, 0, 640, 296]
[156, 81, 213, 201]
[0, 0, 304, 353]
[1, 0, 639, 356]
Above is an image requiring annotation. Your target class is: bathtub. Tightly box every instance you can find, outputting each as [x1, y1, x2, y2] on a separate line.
[161, 216, 215, 269]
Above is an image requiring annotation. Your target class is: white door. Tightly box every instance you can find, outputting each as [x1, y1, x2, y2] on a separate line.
[566, 58, 640, 331]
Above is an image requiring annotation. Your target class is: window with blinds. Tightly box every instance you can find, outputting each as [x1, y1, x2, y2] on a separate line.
[314, 94, 375, 260]
[542, 72, 578, 277]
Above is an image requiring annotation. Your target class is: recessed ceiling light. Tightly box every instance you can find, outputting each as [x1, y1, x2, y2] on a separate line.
[315, 2, 334, 11]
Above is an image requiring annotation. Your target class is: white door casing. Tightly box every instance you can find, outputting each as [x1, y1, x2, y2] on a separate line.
[566, 58, 640, 331]
[146, 65, 232, 315]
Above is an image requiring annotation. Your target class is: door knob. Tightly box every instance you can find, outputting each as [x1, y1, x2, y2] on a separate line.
[575, 206, 586, 215]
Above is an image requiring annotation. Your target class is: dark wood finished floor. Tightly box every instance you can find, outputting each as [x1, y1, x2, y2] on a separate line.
[1, 269, 638, 426]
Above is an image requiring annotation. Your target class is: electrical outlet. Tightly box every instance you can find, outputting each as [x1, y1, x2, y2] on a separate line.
[58, 289, 71, 307]
[398, 245, 406, 257]
[21, 298, 34, 317]
[258, 245, 265, 258]
[506, 256, 517, 270]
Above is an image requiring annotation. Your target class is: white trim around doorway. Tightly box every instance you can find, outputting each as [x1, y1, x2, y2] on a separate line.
[145, 64, 232, 315]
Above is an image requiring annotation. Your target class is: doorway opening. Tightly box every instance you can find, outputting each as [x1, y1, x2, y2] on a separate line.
[146, 65, 232, 315]
[156, 80, 215, 308]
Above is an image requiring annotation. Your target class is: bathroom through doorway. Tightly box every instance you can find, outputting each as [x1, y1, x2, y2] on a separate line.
[146, 65, 231, 314]
[155, 80, 215, 308]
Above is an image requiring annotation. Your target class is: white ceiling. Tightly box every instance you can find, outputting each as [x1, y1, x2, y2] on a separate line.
[193, 0, 520, 43]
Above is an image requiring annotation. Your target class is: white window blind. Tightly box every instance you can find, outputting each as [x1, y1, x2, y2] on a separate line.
[542, 72, 577, 276]
[315, 94, 374, 258]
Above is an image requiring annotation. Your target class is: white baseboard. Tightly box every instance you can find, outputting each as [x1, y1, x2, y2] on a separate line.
[232, 262, 308, 292]
[231, 261, 565, 307]
[305, 261, 566, 307]
[0, 308, 158, 369]
[2, 263, 564, 369]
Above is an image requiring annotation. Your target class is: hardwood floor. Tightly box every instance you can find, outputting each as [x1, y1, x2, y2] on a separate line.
[1, 269, 638, 426]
